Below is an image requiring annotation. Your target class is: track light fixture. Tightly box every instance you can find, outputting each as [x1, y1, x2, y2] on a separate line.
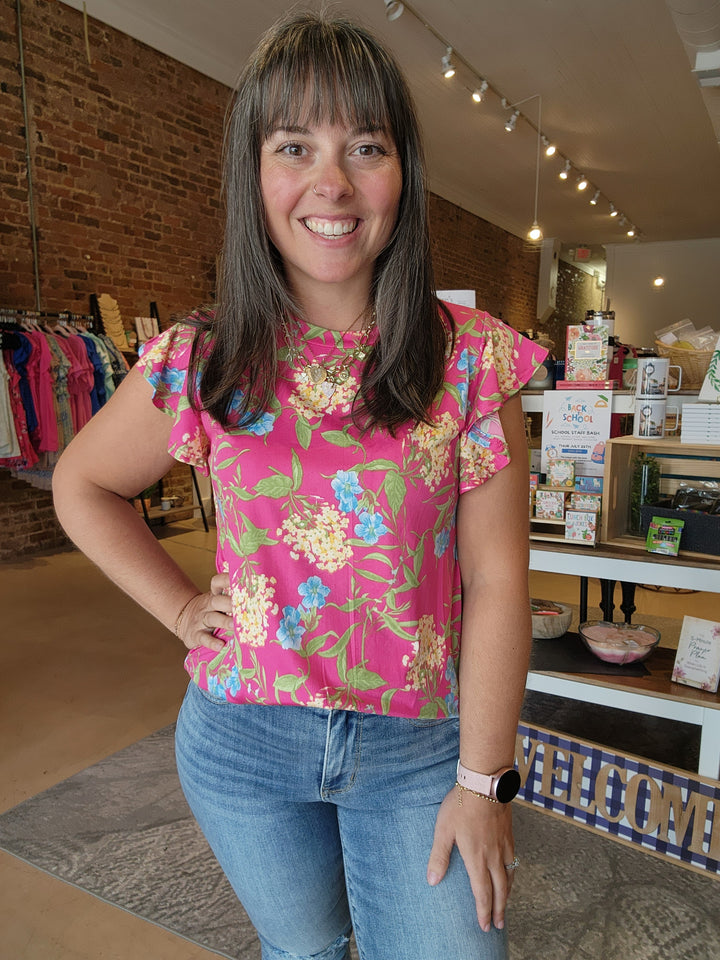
[472, 80, 489, 103]
[504, 110, 519, 132]
[383, 0, 405, 20]
[441, 47, 455, 79]
[388, 5, 640, 241]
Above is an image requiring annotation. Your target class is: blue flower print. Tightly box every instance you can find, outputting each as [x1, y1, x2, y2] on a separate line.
[159, 366, 186, 394]
[354, 511, 388, 545]
[298, 576, 331, 610]
[331, 470, 363, 513]
[244, 411, 276, 436]
[207, 666, 243, 700]
[457, 381, 468, 414]
[458, 348, 477, 377]
[444, 658, 459, 715]
[276, 605, 306, 650]
[434, 528, 450, 558]
[467, 422, 492, 447]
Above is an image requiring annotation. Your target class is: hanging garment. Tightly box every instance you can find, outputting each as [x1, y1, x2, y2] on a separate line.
[0, 353, 21, 459]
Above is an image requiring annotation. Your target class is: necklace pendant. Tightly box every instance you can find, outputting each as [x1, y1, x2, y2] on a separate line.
[308, 363, 327, 385]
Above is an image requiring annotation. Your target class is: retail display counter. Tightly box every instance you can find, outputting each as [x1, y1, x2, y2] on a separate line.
[528, 541, 720, 779]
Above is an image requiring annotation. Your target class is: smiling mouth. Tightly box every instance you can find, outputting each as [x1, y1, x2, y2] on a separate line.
[303, 218, 359, 237]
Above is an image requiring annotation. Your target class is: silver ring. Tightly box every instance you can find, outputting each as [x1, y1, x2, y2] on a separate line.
[504, 856, 520, 871]
[312, 184, 320, 196]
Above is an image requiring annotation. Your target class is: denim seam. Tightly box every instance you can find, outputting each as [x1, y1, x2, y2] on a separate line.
[321, 713, 364, 798]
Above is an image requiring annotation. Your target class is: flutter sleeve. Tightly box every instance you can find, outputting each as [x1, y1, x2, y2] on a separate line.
[135, 322, 210, 475]
[458, 314, 547, 494]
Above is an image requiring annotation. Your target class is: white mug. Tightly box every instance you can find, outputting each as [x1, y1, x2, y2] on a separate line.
[633, 398, 680, 438]
[636, 357, 682, 398]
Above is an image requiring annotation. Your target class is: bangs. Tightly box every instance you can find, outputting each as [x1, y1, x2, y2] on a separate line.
[254, 21, 395, 140]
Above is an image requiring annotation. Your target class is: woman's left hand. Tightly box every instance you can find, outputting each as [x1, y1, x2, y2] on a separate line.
[426, 787, 516, 932]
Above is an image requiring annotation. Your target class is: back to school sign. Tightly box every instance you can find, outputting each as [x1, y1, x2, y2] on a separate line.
[516, 723, 720, 877]
[541, 391, 612, 476]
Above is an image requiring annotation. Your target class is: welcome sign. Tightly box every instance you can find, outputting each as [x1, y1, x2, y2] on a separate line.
[516, 723, 720, 877]
[541, 390, 612, 477]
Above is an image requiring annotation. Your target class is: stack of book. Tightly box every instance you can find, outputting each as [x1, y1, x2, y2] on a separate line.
[681, 404, 720, 445]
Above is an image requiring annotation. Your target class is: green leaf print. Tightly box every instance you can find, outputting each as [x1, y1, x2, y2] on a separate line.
[363, 458, 402, 471]
[401, 562, 420, 589]
[217, 456, 241, 470]
[353, 568, 393, 583]
[346, 665, 386, 690]
[295, 417, 313, 450]
[254, 475, 293, 499]
[274, 673, 306, 694]
[291, 449, 303, 491]
[380, 688, 398, 715]
[227, 484, 256, 501]
[321, 429, 362, 448]
[383, 471, 407, 516]
[418, 702, 440, 720]
[237, 516, 278, 556]
[336, 646, 348, 684]
[378, 611, 417, 642]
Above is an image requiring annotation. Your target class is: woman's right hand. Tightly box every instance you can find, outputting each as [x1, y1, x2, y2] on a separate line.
[176, 573, 233, 653]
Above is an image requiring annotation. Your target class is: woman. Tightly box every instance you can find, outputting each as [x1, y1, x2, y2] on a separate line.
[53, 12, 546, 960]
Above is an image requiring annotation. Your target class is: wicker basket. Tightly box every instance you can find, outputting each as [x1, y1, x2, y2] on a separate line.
[654, 341, 714, 390]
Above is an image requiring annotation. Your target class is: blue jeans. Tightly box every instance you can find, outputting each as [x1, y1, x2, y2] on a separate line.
[175, 681, 508, 960]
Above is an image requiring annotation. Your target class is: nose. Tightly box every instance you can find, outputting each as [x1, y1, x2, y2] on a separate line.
[312, 158, 353, 202]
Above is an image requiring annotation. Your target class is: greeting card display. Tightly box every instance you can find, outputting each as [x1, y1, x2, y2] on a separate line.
[535, 489, 566, 520]
[672, 616, 720, 693]
[564, 509, 598, 544]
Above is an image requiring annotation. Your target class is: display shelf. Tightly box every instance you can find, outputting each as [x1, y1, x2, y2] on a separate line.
[600, 436, 720, 559]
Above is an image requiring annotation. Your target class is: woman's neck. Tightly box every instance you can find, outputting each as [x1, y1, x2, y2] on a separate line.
[290, 281, 373, 332]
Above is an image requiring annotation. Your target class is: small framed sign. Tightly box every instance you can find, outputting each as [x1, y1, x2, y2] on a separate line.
[672, 616, 720, 693]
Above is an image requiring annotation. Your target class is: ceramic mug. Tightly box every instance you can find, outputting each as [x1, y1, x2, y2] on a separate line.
[633, 398, 680, 438]
[636, 357, 682, 398]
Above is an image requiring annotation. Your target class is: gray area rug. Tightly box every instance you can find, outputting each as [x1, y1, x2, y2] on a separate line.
[0, 723, 718, 960]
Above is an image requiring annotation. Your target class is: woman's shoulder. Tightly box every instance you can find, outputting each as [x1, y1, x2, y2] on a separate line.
[438, 300, 516, 344]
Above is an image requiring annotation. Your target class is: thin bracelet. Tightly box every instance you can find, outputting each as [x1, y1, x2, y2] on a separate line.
[455, 781, 499, 805]
[173, 593, 202, 638]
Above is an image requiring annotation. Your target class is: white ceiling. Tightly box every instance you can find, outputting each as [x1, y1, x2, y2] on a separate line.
[64, 0, 720, 249]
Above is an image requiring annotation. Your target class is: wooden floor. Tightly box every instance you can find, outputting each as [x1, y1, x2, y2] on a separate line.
[1, 520, 718, 959]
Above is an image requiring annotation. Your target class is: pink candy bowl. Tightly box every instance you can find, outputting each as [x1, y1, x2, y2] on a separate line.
[578, 620, 661, 665]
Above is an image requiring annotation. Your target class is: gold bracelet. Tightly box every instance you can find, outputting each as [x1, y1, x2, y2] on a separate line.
[173, 594, 202, 638]
[456, 781, 499, 805]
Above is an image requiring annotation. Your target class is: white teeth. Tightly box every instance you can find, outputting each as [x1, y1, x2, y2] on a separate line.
[304, 218, 358, 237]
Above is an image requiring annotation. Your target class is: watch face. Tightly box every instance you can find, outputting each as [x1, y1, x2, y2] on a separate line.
[496, 769, 521, 803]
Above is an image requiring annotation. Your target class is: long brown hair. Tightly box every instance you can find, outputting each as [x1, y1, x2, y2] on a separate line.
[190, 11, 452, 433]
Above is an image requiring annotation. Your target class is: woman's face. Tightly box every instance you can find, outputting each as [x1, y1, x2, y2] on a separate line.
[260, 119, 402, 310]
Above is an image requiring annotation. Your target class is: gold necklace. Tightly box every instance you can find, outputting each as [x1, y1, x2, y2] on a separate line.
[280, 310, 376, 386]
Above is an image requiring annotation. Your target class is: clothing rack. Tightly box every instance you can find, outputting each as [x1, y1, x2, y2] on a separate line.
[0, 308, 95, 325]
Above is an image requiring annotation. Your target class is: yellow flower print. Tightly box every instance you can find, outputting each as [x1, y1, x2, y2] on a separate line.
[408, 411, 456, 490]
[405, 614, 446, 694]
[288, 375, 356, 421]
[281, 503, 352, 573]
[180, 426, 207, 465]
[232, 573, 278, 647]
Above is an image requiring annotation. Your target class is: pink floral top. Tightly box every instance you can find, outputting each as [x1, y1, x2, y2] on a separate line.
[137, 302, 546, 719]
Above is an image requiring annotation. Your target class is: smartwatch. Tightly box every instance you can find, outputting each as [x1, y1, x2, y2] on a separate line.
[456, 760, 521, 803]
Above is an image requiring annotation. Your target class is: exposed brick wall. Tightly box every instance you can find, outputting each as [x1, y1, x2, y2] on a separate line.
[547, 260, 604, 349]
[430, 194, 539, 330]
[1, 0, 226, 315]
[1, 0, 540, 560]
